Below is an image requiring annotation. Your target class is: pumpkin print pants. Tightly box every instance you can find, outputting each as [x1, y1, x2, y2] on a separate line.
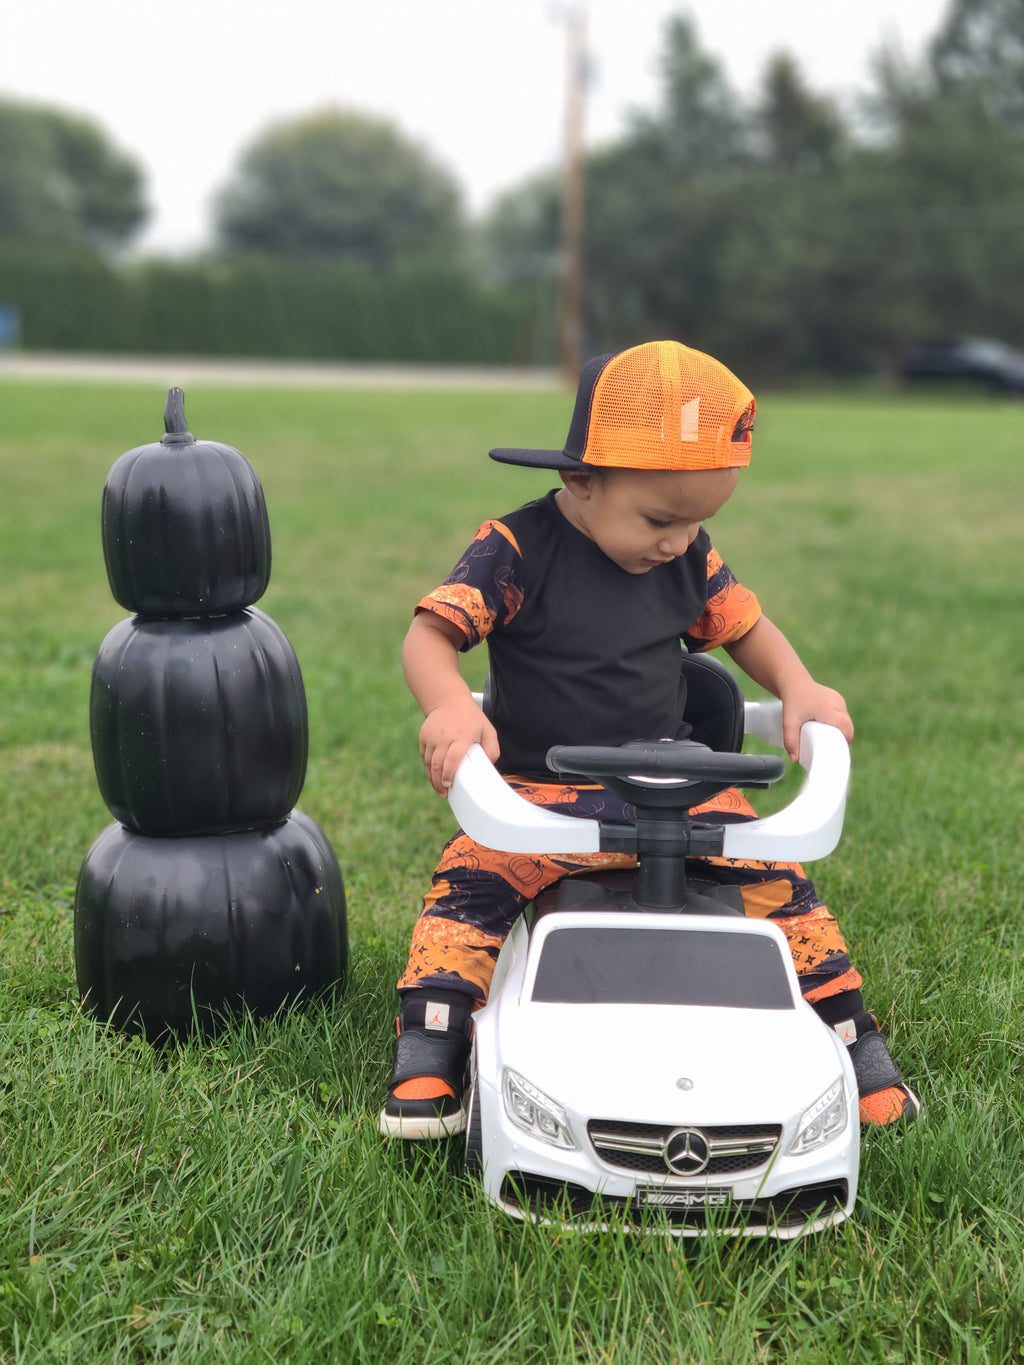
[397, 780, 863, 1007]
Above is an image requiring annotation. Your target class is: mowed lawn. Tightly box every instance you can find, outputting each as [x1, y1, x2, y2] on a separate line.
[0, 377, 1021, 1363]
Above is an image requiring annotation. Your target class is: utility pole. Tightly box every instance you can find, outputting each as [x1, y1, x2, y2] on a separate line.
[558, 4, 587, 385]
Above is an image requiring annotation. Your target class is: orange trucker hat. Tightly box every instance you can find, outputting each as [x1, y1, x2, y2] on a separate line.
[490, 340, 755, 472]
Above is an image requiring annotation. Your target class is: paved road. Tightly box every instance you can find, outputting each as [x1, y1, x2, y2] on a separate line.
[0, 350, 563, 391]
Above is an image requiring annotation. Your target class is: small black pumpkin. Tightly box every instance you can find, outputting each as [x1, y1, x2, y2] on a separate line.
[101, 389, 271, 616]
[74, 810, 348, 1038]
[90, 607, 308, 836]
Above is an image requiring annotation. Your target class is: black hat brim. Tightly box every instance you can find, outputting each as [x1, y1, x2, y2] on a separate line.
[488, 447, 581, 470]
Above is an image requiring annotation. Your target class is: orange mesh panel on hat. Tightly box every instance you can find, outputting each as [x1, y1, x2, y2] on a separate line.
[581, 341, 755, 471]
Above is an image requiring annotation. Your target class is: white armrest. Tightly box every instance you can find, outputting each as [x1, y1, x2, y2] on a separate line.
[742, 698, 785, 747]
[448, 702, 849, 864]
[720, 718, 849, 862]
[448, 745, 600, 854]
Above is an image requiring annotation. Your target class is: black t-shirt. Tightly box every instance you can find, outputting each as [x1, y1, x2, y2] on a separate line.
[418, 490, 760, 779]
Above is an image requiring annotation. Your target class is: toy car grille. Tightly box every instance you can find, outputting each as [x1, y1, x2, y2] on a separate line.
[587, 1119, 781, 1175]
[500, 1172, 847, 1233]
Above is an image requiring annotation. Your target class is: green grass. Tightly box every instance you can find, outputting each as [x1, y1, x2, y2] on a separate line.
[0, 377, 1022, 1363]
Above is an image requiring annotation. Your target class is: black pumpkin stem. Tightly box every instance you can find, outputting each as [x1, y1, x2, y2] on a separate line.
[161, 388, 195, 446]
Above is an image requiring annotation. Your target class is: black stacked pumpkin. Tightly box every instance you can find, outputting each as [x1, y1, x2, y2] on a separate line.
[74, 389, 347, 1037]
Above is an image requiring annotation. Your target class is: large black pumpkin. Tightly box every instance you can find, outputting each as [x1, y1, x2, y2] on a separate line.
[90, 607, 308, 836]
[74, 811, 347, 1037]
[101, 389, 271, 616]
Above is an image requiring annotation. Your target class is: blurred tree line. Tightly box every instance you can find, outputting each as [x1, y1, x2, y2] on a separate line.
[481, 0, 1024, 379]
[2, 0, 1024, 375]
[0, 102, 531, 363]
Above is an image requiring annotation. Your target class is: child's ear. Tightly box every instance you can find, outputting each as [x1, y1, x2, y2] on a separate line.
[559, 470, 595, 500]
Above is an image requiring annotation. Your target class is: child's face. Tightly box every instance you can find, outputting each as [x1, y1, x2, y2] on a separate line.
[556, 466, 739, 575]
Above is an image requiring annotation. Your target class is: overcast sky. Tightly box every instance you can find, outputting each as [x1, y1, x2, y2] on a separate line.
[2, 0, 951, 254]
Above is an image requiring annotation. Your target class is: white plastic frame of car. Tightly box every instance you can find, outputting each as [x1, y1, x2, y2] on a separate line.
[450, 698, 849, 862]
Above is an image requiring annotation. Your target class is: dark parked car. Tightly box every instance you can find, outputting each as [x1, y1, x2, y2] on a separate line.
[901, 337, 1024, 393]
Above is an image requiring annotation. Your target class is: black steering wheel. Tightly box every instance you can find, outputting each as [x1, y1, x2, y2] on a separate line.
[546, 739, 785, 811]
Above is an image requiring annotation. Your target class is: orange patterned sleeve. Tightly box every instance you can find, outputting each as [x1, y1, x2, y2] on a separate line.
[682, 544, 761, 652]
[415, 519, 525, 650]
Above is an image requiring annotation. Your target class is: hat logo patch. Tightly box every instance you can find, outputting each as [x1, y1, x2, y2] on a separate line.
[680, 396, 700, 442]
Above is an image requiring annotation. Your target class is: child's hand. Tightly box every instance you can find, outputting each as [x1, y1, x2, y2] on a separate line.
[780, 680, 854, 762]
[419, 701, 501, 797]
[724, 616, 854, 762]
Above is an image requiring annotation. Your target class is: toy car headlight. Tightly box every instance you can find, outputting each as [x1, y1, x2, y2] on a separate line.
[502, 1068, 575, 1149]
[789, 1080, 848, 1155]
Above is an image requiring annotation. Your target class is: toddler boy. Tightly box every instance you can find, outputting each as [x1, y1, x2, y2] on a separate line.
[380, 340, 918, 1139]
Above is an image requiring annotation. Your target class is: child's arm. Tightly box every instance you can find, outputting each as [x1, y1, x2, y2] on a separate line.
[723, 615, 854, 762]
[403, 611, 501, 796]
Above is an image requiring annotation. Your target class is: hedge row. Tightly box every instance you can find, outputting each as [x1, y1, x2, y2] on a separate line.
[0, 243, 551, 365]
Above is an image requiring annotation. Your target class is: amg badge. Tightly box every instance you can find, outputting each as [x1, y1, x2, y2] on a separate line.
[643, 1189, 730, 1208]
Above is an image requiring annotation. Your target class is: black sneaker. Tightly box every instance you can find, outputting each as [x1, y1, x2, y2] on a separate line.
[850, 1030, 920, 1126]
[378, 992, 473, 1140]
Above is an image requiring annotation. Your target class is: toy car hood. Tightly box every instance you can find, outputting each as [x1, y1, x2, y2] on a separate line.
[491, 999, 848, 1129]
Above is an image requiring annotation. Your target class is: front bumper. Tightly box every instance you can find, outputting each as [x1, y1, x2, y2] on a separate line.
[473, 1076, 859, 1239]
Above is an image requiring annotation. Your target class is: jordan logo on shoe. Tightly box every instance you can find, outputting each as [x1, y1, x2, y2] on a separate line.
[425, 1002, 450, 1031]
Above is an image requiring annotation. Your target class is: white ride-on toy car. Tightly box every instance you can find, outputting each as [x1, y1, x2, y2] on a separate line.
[449, 656, 858, 1237]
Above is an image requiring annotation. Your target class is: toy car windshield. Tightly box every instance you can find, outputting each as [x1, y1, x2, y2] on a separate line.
[530, 927, 795, 1008]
